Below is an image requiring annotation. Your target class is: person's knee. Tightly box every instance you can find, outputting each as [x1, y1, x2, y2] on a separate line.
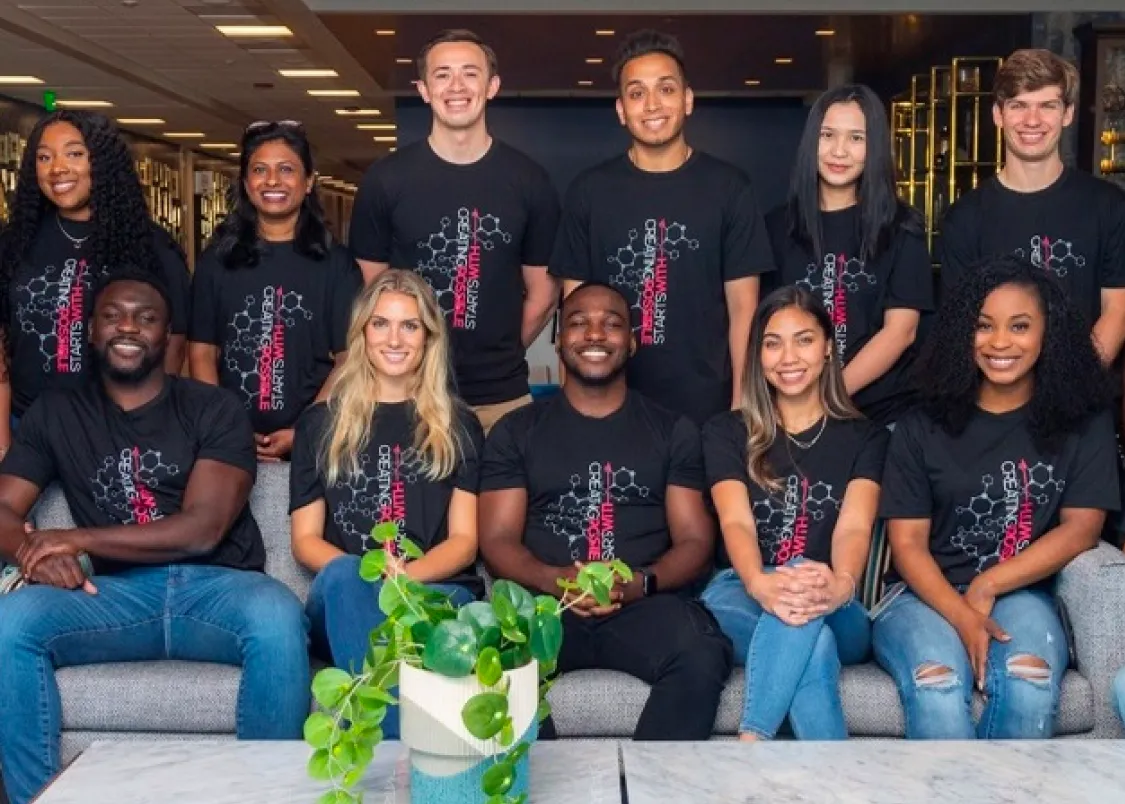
[0, 588, 51, 651]
[240, 579, 308, 649]
[1005, 654, 1052, 686]
[310, 554, 364, 597]
[807, 625, 840, 672]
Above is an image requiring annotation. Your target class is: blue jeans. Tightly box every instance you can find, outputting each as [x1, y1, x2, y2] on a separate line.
[1114, 666, 1125, 727]
[305, 554, 476, 739]
[0, 564, 310, 804]
[872, 586, 1068, 739]
[701, 565, 871, 739]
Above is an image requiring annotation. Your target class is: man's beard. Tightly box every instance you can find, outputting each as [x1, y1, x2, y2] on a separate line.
[559, 348, 628, 388]
[93, 342, 165, 385]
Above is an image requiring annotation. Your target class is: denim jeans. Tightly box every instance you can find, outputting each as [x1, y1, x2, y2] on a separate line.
[701, 565, 871, 739]
[305, 554, 477, 739]
[0, 564, 310, 804]
[872, 585, 1068, 739]
[1113, 666, 1125, 727]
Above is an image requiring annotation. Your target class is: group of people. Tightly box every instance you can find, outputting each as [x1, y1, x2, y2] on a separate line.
[0, 24, 1124, 804]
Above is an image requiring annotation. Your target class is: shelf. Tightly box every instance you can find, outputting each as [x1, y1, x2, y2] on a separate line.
[953, 160, 1002, 167]
[951, 91, 991, 98]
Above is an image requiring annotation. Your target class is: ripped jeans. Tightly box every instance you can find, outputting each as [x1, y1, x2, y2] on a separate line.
[872, 585, 1068, 739]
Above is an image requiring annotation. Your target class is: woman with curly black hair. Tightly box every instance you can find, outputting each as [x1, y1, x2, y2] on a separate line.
[872, 253, 1119, 740]
[0, 111, 191, 453]
[189, 121, 361, 461]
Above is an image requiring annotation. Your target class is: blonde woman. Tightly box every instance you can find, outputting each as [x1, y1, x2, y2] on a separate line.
[700, 285, 888, 740]
[290, 269, 484, 737]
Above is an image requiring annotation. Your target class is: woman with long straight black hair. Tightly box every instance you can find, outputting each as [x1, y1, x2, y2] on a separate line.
[764, 84, 933, 426]
[189, 120, 362, 461]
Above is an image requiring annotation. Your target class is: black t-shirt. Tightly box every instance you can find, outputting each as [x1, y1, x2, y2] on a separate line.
[479, 390, 704, 569]
[7, 219, 192, 415]
[289, 400, 485, 595]
[548, 152, 775, 425]
[764, 205, 934, 424]
[1, 376, 264, 575]
[703, 411, 888, 568]
[189, 242, 361, 434]
[879, 406, 1120, 587]
[349, 140, 560, 406]
[938, 169, 1125, 328]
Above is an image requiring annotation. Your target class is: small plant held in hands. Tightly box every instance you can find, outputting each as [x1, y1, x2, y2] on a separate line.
[304, 522, 632, 804]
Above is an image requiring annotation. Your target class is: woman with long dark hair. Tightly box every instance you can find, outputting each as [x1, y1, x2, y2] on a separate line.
[189, 120, 361, 461]
[700, 285, 888, 740]
[873, 254, 1118, 739]
[0, 110, 190, 452]
[764, 84, 933, 425]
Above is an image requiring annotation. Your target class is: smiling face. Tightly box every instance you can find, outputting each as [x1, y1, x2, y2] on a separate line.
[36, 121, 92, 218]
[557, 285, 634, 387]
[364, 290, 428, 383]
[818, 100, 867, 192]
[973, 282, 1044, 398]
[993, 85, 1073, 165]
[615, 52, 693, 150]
[759, 306, 832, 400]
[90, 280, 169, 385]
[417, 40, 500, 132]
[243, 139, 312, 224]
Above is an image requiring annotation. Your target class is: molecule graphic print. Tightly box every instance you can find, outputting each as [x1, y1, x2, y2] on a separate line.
[955, 459, 1062, 572]
[607, 219, 699, 347]
[1017, 235, 1086, 279]
[753, 474, 839, 564]
[224, 286, 312, 412]
[797, 253, 876, 358]
[91, 446, 180, 525]
[415, 207, 511, 330]
[330, 444, 428, 554]
[16, 257, 94, 374]
[545, 462, 648, 562]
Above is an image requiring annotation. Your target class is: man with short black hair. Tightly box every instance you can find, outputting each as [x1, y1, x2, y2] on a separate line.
[349, 28, 561, 433]
[479, 281, 732, 741]
[550, 29, 775, 425]
[0, 270, 309, 804]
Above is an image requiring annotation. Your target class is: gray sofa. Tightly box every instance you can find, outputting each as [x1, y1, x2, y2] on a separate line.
[31, 463, 1125, 763]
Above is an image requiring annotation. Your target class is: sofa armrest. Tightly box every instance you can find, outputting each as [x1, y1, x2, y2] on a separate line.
[1057, 541, 1125, 738]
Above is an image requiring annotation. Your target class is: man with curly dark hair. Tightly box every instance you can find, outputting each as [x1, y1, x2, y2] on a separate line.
[0, 110, 191, 457]
[873, 253, 1119, 740]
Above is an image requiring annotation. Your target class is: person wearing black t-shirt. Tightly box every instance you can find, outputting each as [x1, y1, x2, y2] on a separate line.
[764, 85, 933, 425]
[291, 270, 485, 739]
[479, 281, 732, 741]
[349, 29, 561, 433]
[0, 110, 192, 458]
[190, 121, 362, 461]
[938, 50, 1125, 365]
[549, 30, 774, 426]
[0, 272, 308, 804]
[873, 255, 1119, 740]
[701, 286, 888, 741]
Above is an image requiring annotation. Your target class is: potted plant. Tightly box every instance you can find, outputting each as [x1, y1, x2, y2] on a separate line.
[304, 522, 631, 804]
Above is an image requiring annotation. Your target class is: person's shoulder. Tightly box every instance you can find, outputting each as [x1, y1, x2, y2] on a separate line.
[24, 387, 82, 423]
[944, 181, 989, 221]
[1066, 168, 1125, 207]
[170, 376, 245, 413]
[692, 150, 751, 181]
[569, 155, 630, 191]
[324, 242, 359, 268]
[703, 408, 746, 440]
[295, 400, 330, 434]
[834, 415, 888, 445]
[628, 391, 699, 437]
[491, 140, 550, 176]
[359, 141, 426, 183]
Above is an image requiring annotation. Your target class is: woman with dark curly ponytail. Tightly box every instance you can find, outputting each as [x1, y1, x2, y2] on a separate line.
[188, 121, 360, 461]
[0, 111, 190, 454]
[872, 254, 1119, 740]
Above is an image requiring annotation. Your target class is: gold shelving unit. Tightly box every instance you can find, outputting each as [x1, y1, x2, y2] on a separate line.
[1076, 23, 1125, 189]
[136, 156, 184, 246]
[196, 170, 232, 248]
[0, 131, 25, 224]
[892, 73, 930, 214]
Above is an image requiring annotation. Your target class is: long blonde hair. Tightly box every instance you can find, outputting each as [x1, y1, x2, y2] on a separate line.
[321, 269, 462, 484]
[740, 286, 860, 493]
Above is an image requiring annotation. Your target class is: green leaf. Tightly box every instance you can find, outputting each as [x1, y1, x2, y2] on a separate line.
[304, 711, 335, 749]
[534, 594, 560, 616]
[311, 668, 354, 710]
[422, 620, 479, 677]
[500, 623, 527, 644]
[307, 748, 332, 780]
[317, 790, 357, 804]
[411, 620, 434, 649]
[485, 796, 506, 804]
[482, 760, 515, 796]
[476, 646, 503, 687]
[512, 795, 529, 804]
[371, 522, 398, 544]
[377, 578, 405, 617]
[529, 611, 563, 663]
[343, 766, 365, 789]
[556, 578, 580, 594]
[508, 740, 530, 764]
[578, 562, 614, 588]
[589, 578, 612, 607]
[400, 537, 424, 559]
[536, 698, 552, 723]
[331, 739, 356, 768]
[358, 549, 388, 582]
[463, 692, 509, 740]
[458, 601, 502, 648]
[491, 580, 536, 622]
[538, 659, 557, 680]
[491, 592, 518, 628]
[609, 559, 634, 582]
[499, 717, 515, 747]
[357, 685, 398, 706]
[499, 642, 531, 671]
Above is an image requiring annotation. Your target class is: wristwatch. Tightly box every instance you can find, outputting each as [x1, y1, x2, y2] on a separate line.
[640, 568, 657, 597]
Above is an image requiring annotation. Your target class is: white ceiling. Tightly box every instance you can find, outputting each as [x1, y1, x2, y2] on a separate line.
[0, 0, 394, 182]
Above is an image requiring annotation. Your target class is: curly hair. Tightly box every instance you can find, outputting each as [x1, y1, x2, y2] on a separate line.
[0, 110, 161, 357]
[918, 254, 1111, 452]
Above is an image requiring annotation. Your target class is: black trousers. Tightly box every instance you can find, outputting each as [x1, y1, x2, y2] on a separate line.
[542, 594, 733, 740]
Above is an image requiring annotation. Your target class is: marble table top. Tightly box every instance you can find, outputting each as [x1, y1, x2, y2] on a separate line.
[622, 740, 1125, 803]
[35, 739, 622, 804]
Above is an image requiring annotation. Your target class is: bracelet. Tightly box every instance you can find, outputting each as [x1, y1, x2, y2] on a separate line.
[839, 571, 857, 602]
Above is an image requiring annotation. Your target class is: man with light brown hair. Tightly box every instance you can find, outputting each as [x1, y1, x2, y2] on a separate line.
[939, 48, 1125, 365]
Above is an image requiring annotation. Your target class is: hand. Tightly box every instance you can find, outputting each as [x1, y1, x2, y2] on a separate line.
[749, 569, 829, 626]
[964, 575, 997, 620]
[383, 552, 408, 579]
[561, 562, 622, 618]
[953, 605, 1010, 691]
[17, 527, 86, 579]
[29, 554, 97, 594]
[255, 428, 295, 462]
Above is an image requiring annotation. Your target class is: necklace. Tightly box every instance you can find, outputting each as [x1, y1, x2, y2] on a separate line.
[55, 214, 89, 250]
[785, 415, 827, 450]
[628, 142, 692, 171]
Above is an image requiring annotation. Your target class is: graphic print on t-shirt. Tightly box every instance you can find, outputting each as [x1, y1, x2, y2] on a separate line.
[225, 287, 312, 412]
[797, 253, 876, 358]
[546, 462, 649, 562]
[1016, 235, 1086, 280]
[331, 444, 428, 554]
[955, 459, 1062, 571]
[16, 257, 92, 374]
[416, 207, 511, 330]
[607, 219, 698, 346]
[91, 447, 180, 524]
[755, 475, 840, 564]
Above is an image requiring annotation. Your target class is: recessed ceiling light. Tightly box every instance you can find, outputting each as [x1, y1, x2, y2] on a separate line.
[335, 108, 381, 116]
[230, 152, 241, 157]
[308, 89, 360, 97]
[117, 118, 165, 125]
[775, 57, 793, 64]
[815, 29, 836, 36]
[375, 29, 395, 36]
[595, 29, 615, 36]
[216, 25, 293, 37]
[0, 76, 43, 85]
[389, 147, 396, 152]
[586, 57, 603, 64]
[577, 80, 593, 86]
[163, 132, 206, 138]
[744, 79, 761, 86]
[395, 58, 412, 64]
[357, 123, 396, 130]
[200, 143, 238, 149]
[56, 100, 114, 108]
[278, 69, 339, 78]
[373, 135, 397, 143]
